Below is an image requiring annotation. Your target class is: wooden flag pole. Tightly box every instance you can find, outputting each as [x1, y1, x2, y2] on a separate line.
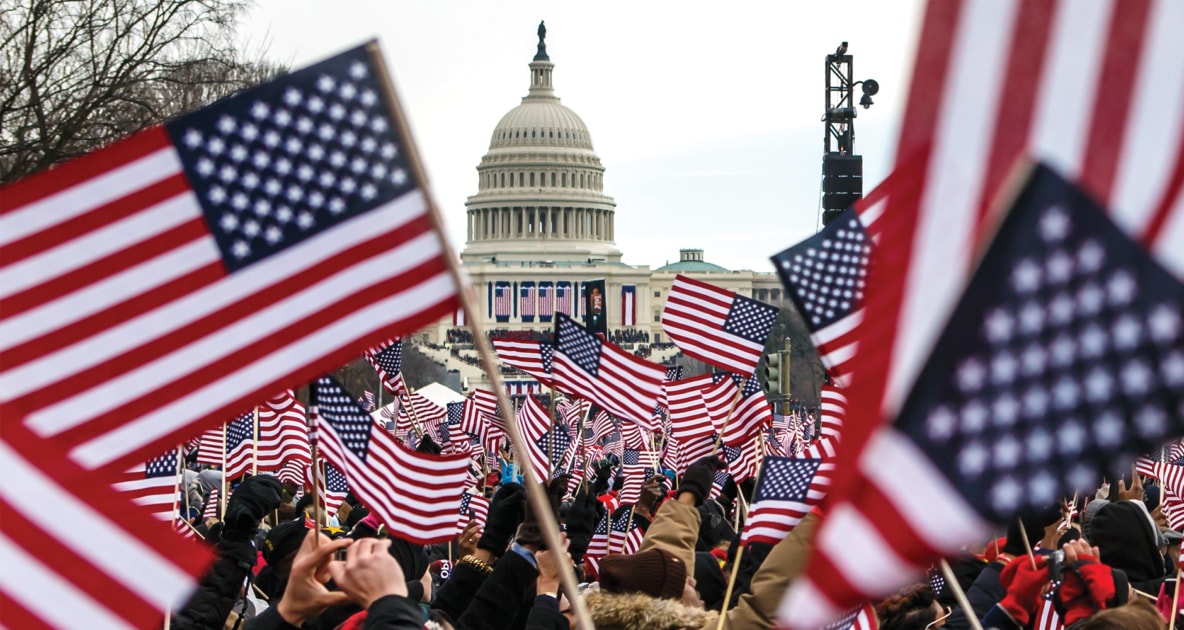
[220, 422, 228, 519]
[306, 383, 324, 548]
[1017, 518, 1038, 570]
[715, 544, 744, 630]
[170, 445, 184, 526]
[398, 389, 427, 440]
[367, 43, 593, 630]
[941, 558, 984, 630]
[1170, 563, 1183, 630]
[252, 406, 260, 476]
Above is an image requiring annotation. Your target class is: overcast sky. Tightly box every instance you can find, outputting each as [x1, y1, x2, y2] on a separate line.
[241, 1, 925, 272]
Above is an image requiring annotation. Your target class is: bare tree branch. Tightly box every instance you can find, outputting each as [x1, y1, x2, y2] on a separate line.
[0, 0, 285, 185]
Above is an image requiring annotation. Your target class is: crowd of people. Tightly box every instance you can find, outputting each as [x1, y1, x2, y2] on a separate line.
[172, 451, 1175, 630]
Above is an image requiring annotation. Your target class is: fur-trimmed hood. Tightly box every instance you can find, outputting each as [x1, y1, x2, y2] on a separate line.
[585, 591, 719, 630]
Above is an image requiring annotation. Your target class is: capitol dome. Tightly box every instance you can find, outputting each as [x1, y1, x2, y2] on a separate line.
[460, 23, 621, 265]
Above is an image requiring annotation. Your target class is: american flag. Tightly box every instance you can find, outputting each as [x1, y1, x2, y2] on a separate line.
[538, 283, 554, 321]
[515, 395, 555, 484]
[520, 283, 537, 320]
[1, 44, 458, 475]
[555, 282, 572, 316]
[195, 425, 226, 466]
[494, 282, 512, 321]
[551, 314, 664, 430]
[782, 166, 1184, 625]
[222, 411, 256, 480]
[1034, 599, 1064, 630]
[366, 337, 407, 396]
[0, 433, 212, 629]
[770, 183, 892, 387]
[315, 461, 350, 518]
[112, 448, 181, 521]
[441, 401, 464, 453]
[659, 365, 683, 410]
[491, 337, 555, 387]
[666, 375, 716, 442]
[590, 408, 617, 444]
[362, 390, 376, 411]
[459, 388, 505, 453]
[607, 507, 646, 555]
[203, 485, 221, 521]
[617, 448, 656, 505]
[817, 602, 878, 630]
[312, 375, 470, 544]
[396, 390, 447, 440]
[585, 512, 610, 560]
[716, 372, 774, 447]
[256, 390, 311, 484]
[456, 490, 490, 532]
[742, 456, 830, 546]
[661, 275, 779, 375]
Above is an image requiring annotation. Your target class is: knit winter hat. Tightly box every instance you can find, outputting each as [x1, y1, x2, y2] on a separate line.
[598, 548, 687, 601]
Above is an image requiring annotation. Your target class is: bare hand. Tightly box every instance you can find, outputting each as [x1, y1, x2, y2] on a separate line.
[1117, 468, 1144, 502]
[458, 518, 481, 557]
[328, 537, 408, 609]
[535, 534, 570, 594]
[1062, 538, 1099, 564]
[276, 530, 354, 626]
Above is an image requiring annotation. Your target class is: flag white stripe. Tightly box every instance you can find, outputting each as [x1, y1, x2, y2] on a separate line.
[861, 430, 991, 551]
[0, 533, 134, 630]
[0, 239, 217, 354]
[1110, 0, 1184, 235]
[8, 190, 429, 407]
[777, 577, 846, 630]
[0, 439, 192, 610]
[886, 0, 1018, 413]
[810, 308, 864, 346]
[0, 192, 202, 302]
[0, 146, 180, 247]
[1155, 190, 1184, 278]
[1028, 0, 1113, 180]
[72, 271, 452, 468]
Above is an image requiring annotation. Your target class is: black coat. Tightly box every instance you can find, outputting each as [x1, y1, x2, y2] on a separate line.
[173, 537, 256, 630]
[943, 560, 1005, 630]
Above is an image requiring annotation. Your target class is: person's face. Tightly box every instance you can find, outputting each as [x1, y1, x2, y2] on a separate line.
[681, 576, 703, 609]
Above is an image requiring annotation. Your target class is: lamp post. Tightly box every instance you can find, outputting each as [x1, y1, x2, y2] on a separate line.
[821, 42, 878, 227]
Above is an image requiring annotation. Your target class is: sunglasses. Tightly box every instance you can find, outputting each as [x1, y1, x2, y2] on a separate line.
[925, 606, 952, 630]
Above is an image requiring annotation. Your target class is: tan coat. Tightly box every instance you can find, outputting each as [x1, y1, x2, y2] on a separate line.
[639, 498, 820, 629]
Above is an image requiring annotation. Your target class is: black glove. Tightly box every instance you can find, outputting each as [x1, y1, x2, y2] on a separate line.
[564, 484, 604, 563]
[416, 435, 442, 455]
[223, 475, 283, 541]
[516, 475, 569, 550]
[592, 459, 614, 495]
[680, 456, 725, 507]
[636, 475, 666, 517]
[477, 482, 527, 555]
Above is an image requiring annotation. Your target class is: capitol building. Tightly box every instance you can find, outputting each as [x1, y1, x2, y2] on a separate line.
[423, 25, 788, 387]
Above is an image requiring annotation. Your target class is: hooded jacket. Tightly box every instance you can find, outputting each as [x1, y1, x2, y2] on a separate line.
[1090, 499, 1166, 591]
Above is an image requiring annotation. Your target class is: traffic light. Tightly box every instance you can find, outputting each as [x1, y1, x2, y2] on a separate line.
[764, 352, 783, 397]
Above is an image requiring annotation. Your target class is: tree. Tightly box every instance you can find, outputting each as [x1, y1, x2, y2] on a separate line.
[0, 0, 284, 185]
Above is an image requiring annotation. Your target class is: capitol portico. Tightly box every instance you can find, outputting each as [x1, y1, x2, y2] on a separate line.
[426, 24, 786, 382]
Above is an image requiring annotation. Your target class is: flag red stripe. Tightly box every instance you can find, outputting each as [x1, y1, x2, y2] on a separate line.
[1140, 128, 1184, 246]
[0, 127, 173, 213]
[1079, 0, 1152, 202]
